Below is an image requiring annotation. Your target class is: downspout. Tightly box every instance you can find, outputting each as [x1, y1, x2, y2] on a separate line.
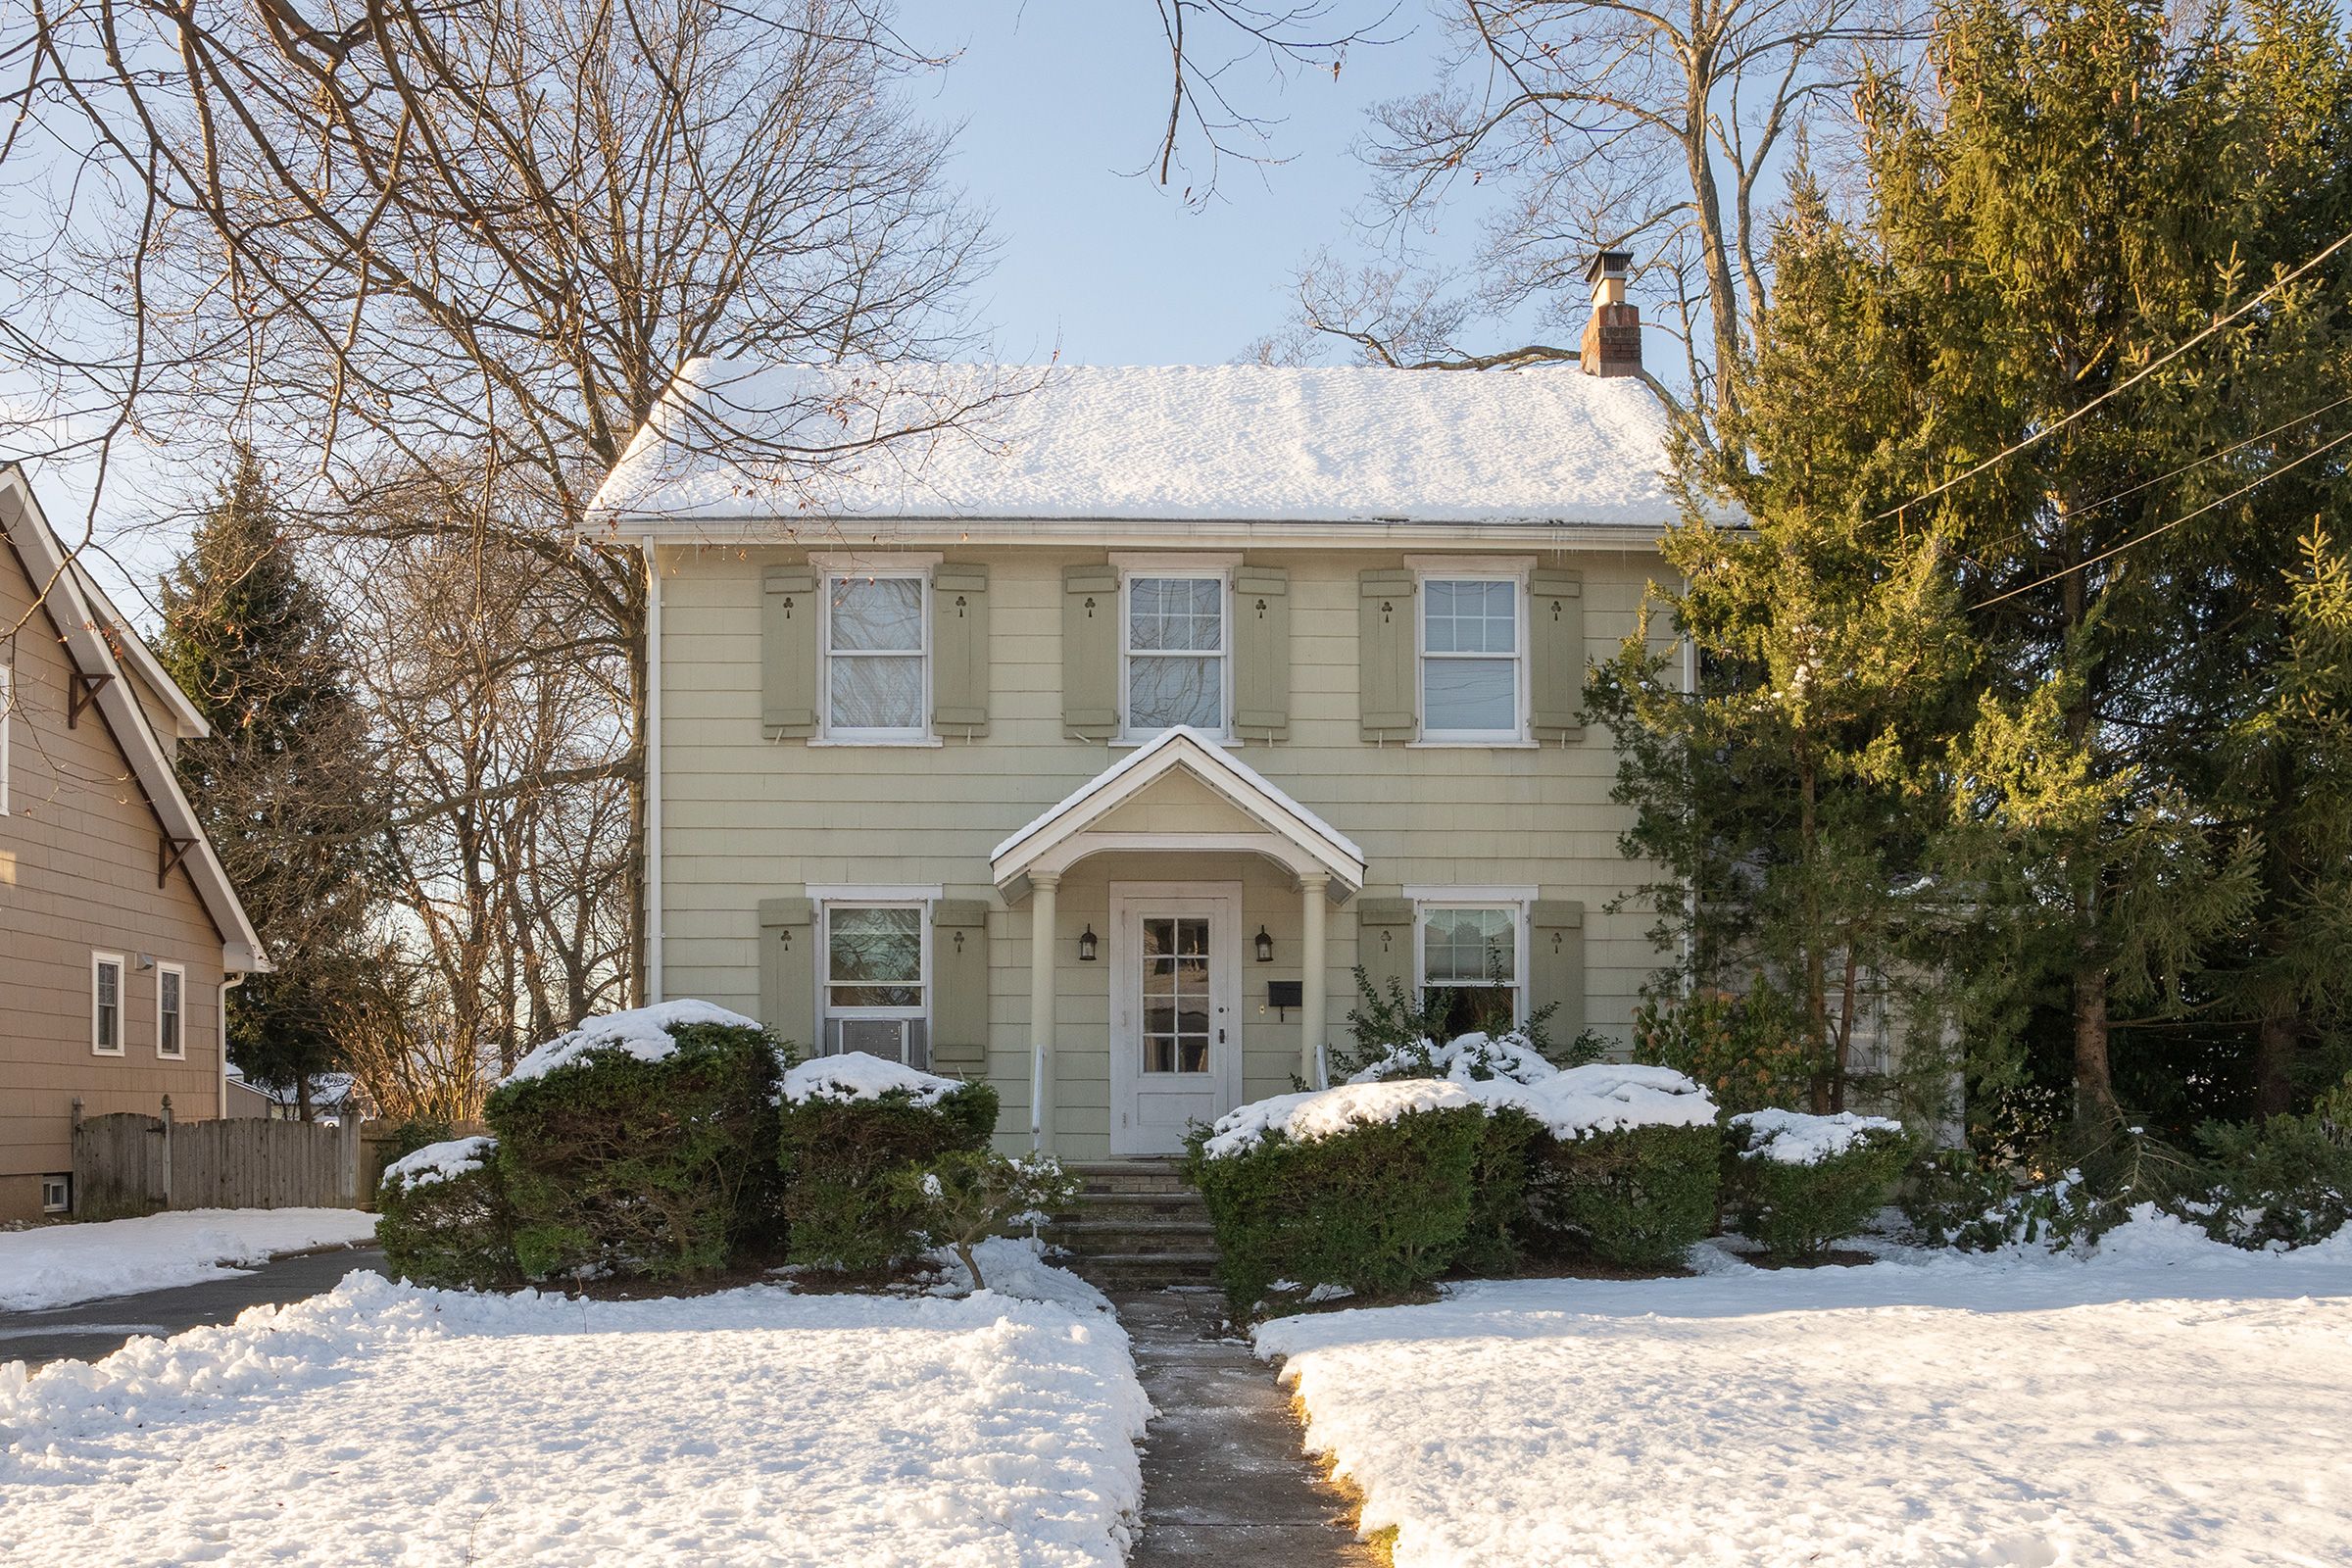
[219, 970, 244, 1117]
[643, 537, 663, 1004]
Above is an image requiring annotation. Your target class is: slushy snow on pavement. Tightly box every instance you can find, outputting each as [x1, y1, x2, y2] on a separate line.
[0, 1208, 380, 1312]
[1256, 1211, 2352, 1568]
[2, 1257, 1149, 1566]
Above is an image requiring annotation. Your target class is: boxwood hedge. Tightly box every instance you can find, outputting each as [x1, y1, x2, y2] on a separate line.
[375, 1137, 521, 1292]
[777, 1079, 1001, 1272]
[1521, 1123, 1721, 1269]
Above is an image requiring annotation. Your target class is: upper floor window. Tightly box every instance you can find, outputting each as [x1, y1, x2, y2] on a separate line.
[1416, 902, 1524, 1036]
[824, 573, 928, 740]
[822, 902, 930, 1066]
[92, 953, 124, 1055]
[1421, 577, 1525, 741]
[158, 963, 186, 1059]
[1124, 573, 1227, 735]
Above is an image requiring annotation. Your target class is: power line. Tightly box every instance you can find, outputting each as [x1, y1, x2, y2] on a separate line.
[1970, 423, 2352, 612]
[1877, 223, 2352, 521]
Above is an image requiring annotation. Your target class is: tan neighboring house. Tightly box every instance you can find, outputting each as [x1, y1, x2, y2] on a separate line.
[0, 467, 268, 1219]
[597, 262, 1691, 1158]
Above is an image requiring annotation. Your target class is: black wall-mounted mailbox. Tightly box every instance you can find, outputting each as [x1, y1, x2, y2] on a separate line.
[1267, 981, 1303, 1014]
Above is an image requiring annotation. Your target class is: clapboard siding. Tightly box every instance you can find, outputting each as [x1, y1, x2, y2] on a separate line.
[657, 543, 1677, 1157]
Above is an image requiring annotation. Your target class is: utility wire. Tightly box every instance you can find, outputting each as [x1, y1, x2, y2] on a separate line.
[1877, 224, 2352, 521]
[1971, 423, 2352, 612]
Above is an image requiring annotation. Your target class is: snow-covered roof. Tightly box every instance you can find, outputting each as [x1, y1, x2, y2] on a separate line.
[590, 360, 1683, 527]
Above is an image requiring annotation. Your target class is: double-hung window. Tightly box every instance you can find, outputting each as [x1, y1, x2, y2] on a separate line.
[1415, 903, 1525, 1035]
[821, 903, 930, 1065]
[823, 572, 928, 740]
[92, 953, 124, 1055]
[1420, 576, 1525, 741]
[1123, 573, 1227, 735]
[157, 963, 186, 1059]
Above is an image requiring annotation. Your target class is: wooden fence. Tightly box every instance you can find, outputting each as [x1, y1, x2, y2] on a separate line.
[73, 1099, 364, 1217]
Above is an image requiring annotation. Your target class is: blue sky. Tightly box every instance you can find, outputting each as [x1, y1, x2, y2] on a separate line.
[894, 1, 1471, 365]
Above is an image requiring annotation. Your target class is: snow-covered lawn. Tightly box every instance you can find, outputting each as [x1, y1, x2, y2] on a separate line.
[0, 1208, 380, 1311]
[1, 1241, 1145, 1567]
[1258, 1215, 2352, 1568]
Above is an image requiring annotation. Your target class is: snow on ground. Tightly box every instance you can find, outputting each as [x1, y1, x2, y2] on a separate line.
[2, 1265, 1148, 1567]
[0, 1209, 380, 1312]
[1257, 1214, 2352, 1568]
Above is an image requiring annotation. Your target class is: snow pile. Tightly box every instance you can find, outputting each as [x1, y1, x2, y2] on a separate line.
[932, 1236, 1115, 1317]
[379, 1136, 493, 1191]
[501, 1001, 761, 1085]
[0, 1208, 380, 1312]
[1205, 1060, 1716, 1157]
[780, 1050, 964, 1106]
[1257, 1213, 2352, 1568]
[593, 360, 1687, 526]
[1347, 1031, 1553, 1086]
[1735, 1107, 1906, 1164]
[1, 1269, 1149, 1567]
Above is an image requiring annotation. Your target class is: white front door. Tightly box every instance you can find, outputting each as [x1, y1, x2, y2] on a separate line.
[1110, 883, 1244, 1155]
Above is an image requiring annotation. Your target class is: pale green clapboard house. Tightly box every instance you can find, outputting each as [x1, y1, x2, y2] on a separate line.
[593, 259, 1688, 1157]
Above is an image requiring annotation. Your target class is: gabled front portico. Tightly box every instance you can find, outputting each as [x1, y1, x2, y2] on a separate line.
[990, 729, 1365, 1152]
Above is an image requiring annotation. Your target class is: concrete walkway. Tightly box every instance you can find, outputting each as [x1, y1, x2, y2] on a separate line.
[0, 1246, 387, 1368]
[1116, 1290, 1385, 1566]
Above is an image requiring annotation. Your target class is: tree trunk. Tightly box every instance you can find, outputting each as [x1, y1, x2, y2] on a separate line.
[2253, 1009, 2299, 1119]
[296, 1074, 314, 1122]
[1680, 103, 1744, 424]
[2073, 962, 2120, 1130]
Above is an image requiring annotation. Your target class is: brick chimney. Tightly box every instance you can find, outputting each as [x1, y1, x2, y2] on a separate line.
[1580, 251, 1641, 377]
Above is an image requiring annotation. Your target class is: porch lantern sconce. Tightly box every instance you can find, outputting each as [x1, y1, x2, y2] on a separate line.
[1254, 926, 1274, 963]
[1078, 925, 1099, 962]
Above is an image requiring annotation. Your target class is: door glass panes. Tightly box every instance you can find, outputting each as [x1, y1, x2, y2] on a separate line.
[827, 906, 923, 1008]
[827, 576, 925, 732]
[1423, 579, 1519, 735]
[1141, 915, 1212, 1074]
[1127, 577, 1223, 731]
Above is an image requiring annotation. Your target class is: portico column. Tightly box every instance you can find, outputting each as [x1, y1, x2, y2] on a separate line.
[1028, 872, 1060, 1151]
[1298, 872, 1330, 1089]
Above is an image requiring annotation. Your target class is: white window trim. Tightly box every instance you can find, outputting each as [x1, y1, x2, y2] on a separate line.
[1409, 896, 1531, 1026]
[817, 895, 935, 1061]
[1415, 566, 1532, 745]
[41, 1173, 70, 1214]
[92, 952, 125, 1056]
[156, 961, 187, 1059]
[1118, 566, 1233, 742]
[818, 567, 933, 744]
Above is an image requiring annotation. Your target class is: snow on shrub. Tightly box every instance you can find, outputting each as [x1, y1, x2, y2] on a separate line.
[1729, 1109, 1911, 1260]
[2191, 1113, 2352, 1250]
[777, 1053, 1001, 1273]
[1348, 1030, 1553, 1086]
[487, 1007, 791, 1281]
[375, 1136, 520, 1292]
[885, 1150, 1080, 1292]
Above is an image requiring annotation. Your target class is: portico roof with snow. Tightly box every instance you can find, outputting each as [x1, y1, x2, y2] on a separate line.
[989, 728, 1365, 898]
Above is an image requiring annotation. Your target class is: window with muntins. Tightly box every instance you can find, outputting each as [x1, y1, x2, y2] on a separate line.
[822, 904, 929, 1065]
[1418, 905, 1522, 1034]
[93, 955, 124, 1054]
[1124, 574, 1226, 734]
[823, 574, 928, 739]
[1421, 578, 1523, 740]
[158, 964, 185, 1058]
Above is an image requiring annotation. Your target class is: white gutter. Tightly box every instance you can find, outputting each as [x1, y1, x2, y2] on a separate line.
[219, 971, 244, 1118]
[643, 537, 663, 1004]
[607, 514, 1684, 552]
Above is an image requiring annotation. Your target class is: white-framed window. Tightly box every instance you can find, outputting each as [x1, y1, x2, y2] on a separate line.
[820, 901, 931, 1066]
[41, 1173, 70, 1214]
[157, 962, 186, 1058]
[1411, 898, 1529, 1034]
[92, 953, 125, 1055]
[1122, 571, 1229, 736]
[1419, 575, 1527, 741]
[821, 570, 930, 741]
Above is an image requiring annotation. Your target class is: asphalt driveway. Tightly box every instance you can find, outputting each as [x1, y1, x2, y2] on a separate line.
[0, 1245, 388, 1368]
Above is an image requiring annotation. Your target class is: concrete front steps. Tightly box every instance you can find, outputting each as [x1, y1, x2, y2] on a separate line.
[1046, 1159, 1220, 1291]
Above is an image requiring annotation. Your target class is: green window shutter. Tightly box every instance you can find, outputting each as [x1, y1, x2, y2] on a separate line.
[1234, 565, 1291, 739]
[1063, 564, 1119, 740]
[931, 900, 991, 1075]
[761, 566, 819, 738]
[1355, 897, 1416, 1002]
[1359, 569, 1417, 741]
[1530, 568, 1587, 743]
[1529, 899, 1586, 1038]
[758, 896, 816, 1051]
[933, 564, 990, 735]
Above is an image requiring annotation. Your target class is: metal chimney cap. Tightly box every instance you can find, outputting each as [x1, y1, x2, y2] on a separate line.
[1585, 250, 1633, 283]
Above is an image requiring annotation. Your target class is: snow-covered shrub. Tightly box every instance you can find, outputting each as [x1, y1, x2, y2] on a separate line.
[776, 1054, 1000, 1272]
[1522, 1123, 1721, 1268]
[1334, 966, 1587, 1082]
[1348, 1030, 1555, 1086]
[375, 1137, 520, 1291]
[1728, 1110, 1910, 1260]
[1631, 983, 1811, 1116]
[2191, 1113, 2352, 1250]
[487, 1004, 791, 1280]
[884, 1150, 1079, 1292]
[1187, 1092, 1489, 1317]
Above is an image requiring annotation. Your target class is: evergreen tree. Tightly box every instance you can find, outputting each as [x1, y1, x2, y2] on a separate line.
[159, 450, 379, 1117]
